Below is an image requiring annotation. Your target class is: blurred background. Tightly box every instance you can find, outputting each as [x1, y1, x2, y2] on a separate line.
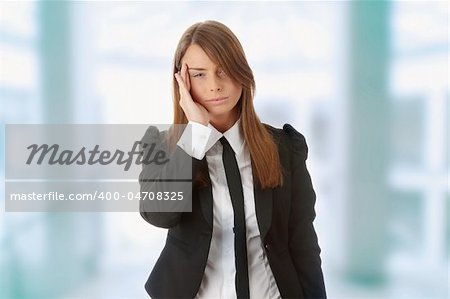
[0, 1, 448, 298]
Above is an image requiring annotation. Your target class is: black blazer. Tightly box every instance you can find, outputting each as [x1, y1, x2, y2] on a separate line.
[139, 123, 326, 299]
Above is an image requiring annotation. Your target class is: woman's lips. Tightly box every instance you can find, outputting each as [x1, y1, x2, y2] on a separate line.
[207, 97, 228, 104]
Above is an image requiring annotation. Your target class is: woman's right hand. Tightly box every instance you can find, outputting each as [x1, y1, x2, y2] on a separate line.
[174, 63, 210, 126]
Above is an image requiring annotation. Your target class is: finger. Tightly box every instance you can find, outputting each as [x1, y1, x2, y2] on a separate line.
[174, 73, 191, 99]
[180, 63, 187, 85]
[184, 63, 191, 91]
[174, 73, 187, 91]
[180, 63, 190, 91]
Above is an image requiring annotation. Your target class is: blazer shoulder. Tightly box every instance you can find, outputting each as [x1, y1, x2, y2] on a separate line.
[283, 123, 308, 160]
[140, 125, 172, 144]
[264, 123, 308, 160]
[142, 125, 164, 141]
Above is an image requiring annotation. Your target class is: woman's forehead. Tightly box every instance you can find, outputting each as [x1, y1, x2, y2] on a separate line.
[181, 44, 219, 69]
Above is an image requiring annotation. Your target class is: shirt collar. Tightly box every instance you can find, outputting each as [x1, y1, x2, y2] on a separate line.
[206, 117, 245, 155]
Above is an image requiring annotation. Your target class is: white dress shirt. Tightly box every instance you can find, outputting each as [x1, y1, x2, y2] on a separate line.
[177, 118, 281, 299]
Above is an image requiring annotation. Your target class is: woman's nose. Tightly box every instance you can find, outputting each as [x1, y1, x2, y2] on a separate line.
[209, 76, 222, 91]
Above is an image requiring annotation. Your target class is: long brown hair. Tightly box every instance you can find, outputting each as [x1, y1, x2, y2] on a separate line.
[169, 20, 283, 190]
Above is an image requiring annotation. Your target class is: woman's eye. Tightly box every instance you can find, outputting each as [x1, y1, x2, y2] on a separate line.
[193, 73, 204, 78]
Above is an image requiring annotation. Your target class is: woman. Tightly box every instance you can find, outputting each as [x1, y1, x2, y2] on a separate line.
[139, 20, 326, 299]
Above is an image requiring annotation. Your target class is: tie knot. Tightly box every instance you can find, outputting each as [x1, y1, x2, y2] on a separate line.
[220, 136, 235, 154]
[219, 136, 230, 147]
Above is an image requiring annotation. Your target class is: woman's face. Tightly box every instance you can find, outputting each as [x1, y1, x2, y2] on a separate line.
[180, 44, 243, 124]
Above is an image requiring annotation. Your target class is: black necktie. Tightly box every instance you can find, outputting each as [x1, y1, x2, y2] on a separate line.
[219, 136, 250, 298]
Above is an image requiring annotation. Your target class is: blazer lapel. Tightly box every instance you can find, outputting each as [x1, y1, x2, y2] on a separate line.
[199, 158, 213, 228]
[253, 183, 273, 240]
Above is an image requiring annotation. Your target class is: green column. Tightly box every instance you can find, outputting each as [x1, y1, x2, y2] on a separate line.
[346, 0, 391, 284]
[40, 0, 73, 123]
[33, 2, 82, 298]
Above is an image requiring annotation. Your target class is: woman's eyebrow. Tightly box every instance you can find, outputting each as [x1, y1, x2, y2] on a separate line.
[188, 67, 207, 71]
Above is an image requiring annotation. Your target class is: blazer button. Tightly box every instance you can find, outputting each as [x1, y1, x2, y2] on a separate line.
[264, 243, 271, 252]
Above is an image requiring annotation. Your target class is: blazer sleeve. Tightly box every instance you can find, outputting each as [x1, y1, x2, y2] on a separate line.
[283, 124, 327, 299]
[138, 125, 203, 228]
